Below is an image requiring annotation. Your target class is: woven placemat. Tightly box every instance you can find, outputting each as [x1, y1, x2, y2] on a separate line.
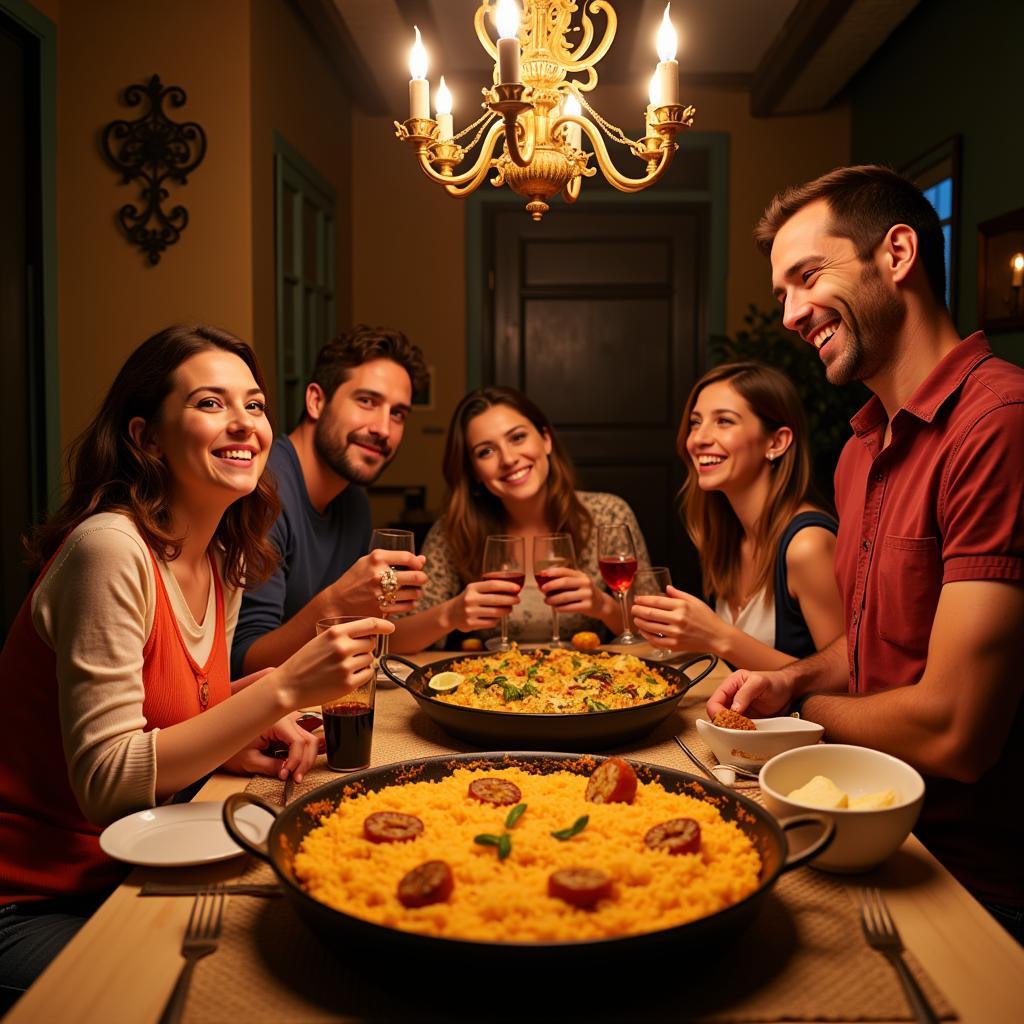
[182, 686, 956, 1022]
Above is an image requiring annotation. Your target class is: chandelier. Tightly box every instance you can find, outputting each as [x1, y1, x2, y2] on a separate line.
[394, 0, 696, 221]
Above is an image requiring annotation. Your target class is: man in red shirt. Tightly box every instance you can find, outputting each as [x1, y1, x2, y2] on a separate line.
[708, 165, 1024, 932]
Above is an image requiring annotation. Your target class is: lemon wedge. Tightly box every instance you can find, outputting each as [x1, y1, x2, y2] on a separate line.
[427, 671, 464, 693]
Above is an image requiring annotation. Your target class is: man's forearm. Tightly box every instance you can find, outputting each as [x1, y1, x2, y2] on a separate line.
[783, 635, 849, 701]
[242, 593, 337, 673]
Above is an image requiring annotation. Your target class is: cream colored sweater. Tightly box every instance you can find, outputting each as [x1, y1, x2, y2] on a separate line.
[30, 513, 241, 826]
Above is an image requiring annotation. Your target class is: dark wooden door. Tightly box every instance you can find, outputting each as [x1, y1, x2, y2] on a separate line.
[0, 12, 46, 636]
[489, 205, 707, 592]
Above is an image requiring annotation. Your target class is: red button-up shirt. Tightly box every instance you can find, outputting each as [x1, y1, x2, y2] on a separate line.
[832, 332, 1024, 905]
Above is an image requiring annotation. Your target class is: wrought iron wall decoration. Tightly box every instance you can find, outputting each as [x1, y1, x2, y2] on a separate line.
[102, 74, 207, 264]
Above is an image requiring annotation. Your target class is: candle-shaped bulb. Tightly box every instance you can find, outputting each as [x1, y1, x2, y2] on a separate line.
[496, 0, 520, 40]
[648, 70, 659, 106]
[1014, 254, 1024, 273]
[562, 92, 582, 150]
[435, 76, 452, 116]
[1012, 253, 1024, 287]
[409, 26, 428, 80]
[564, 93, 581, 118]
[657, 4, 678, 62]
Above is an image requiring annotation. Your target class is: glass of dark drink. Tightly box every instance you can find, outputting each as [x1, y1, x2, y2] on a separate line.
[316, 616, 376, 771]
[369, 528, 416, 681]
[631, 566, 672, 660]
[533, 533, 576, 648]
[481, 534, 526, 652]
[597, 523, 642, 645]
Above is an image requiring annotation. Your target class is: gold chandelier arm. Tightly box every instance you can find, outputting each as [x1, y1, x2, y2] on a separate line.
[562, 174, 582, 203]
[474, 1, 498, 62]
[503, 114, 537, 168]
[561, 115, 675, 193]
[561, 2, 617, 72]
[415, 120, 506, 188]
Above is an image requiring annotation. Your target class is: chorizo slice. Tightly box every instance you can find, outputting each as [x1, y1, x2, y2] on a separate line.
[644, 818, 701, 856]
[397, 860, 454, 909]
[363, 812, 424, 844]
[585, 756, 638, 805]
[468, 778, 522, 806]
[548, 867, 613, 909]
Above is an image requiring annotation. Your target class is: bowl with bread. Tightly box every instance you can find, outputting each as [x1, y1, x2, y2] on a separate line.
[695, 709, 824, 771]
[759, 743, 925, 873]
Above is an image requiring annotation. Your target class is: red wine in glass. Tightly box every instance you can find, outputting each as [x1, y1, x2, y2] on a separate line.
[482, 570, 526, 590]
[323, 702, 374, 770]
[599, 556, 638, 594]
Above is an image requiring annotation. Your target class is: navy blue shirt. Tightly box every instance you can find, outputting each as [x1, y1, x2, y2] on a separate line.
[231, 436, 372, 677]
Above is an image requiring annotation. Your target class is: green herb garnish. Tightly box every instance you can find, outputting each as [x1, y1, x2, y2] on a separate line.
[501, 682, 525, 703]
[474, 833, 502, 847]
[576, 666, 613, 684]
[522, 681, 541, 698]
[505, 803, 527, 829]
[551, 815, 589, 841]
[527, 665, 539, 679]
[644, 690, 657, 700]
[584, 697, 610, 713]
[498, 833, 512, 860]
[571, 656, 582, 669]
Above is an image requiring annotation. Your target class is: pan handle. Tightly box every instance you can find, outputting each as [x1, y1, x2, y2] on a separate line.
[776, 813, 836, 873]
[222, 792, 279, 863]
[675, 652, 718, 691]
[378, 653, 420, 692]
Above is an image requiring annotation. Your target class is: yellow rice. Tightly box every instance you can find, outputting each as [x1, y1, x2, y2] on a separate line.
[294, 767, 761, 942]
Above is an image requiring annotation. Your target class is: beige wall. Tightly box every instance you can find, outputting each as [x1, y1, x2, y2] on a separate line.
[52, 0, 254, 450]
[249, 0, 353, 405]
[350, 84, 850, 513]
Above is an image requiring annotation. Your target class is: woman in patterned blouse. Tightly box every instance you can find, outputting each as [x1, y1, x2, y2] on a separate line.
[391, 387, 649, 649]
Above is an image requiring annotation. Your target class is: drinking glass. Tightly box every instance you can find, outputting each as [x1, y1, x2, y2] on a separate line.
[597, 523, 642, 645]
[533, 533, 576, 649]
[316, 616, 375, 771]
[369, 528, 415, 677]
[481, 535, 526, 652]
[631, 566, 672, 661]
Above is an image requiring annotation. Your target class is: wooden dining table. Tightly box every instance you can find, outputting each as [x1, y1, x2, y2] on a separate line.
[7, 648, 1024, 1024]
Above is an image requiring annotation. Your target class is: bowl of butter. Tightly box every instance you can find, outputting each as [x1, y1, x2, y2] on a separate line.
[759, 744, 925, 872]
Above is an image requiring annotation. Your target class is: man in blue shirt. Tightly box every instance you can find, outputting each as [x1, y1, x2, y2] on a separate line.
[232, 325, 429, 677]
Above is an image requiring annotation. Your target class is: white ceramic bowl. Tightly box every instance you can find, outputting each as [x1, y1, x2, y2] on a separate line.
[759, 744, 925, 873]
[695, 715, 824, 770]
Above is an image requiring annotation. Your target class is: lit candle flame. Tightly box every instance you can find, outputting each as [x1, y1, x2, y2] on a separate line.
[496, 0, 520, 41]
[657, 4, 678, 62]
[409, 26, 428, 80]
[436, 76, 452, 116]
[564, 93, 581, 118]
[1014, 254, 1024, 273]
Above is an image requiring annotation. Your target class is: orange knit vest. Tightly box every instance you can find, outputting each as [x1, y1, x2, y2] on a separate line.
[0, 545, 230, 903]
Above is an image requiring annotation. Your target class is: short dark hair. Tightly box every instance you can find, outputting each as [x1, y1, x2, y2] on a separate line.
[754, 164, 947, 309]
[307, 325, 428, 413]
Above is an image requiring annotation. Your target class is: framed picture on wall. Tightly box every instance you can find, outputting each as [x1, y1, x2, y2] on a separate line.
[977, 207, 1024, 332]
[901, 136, 961, 319]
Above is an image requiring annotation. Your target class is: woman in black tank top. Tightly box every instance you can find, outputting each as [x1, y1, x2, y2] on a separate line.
[633, 362, 843, 670]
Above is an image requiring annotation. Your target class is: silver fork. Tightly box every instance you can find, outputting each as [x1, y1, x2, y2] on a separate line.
[859, 888, 940, 1024]
[158, 885, 226, 1024]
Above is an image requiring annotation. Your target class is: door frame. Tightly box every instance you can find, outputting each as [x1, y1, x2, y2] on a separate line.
[1, 0, 59, 513]
[464, 130, 729, 389]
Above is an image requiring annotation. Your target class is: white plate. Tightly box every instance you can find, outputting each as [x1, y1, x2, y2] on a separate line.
[99, 801, 270, 867]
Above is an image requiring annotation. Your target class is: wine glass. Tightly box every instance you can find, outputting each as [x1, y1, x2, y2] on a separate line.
[481, 535, 526, 652]
[632, 566, 672, 661]
[369, 528, 415, 675]
[597, 523, 642, 645]
[533, 533, 576, 649]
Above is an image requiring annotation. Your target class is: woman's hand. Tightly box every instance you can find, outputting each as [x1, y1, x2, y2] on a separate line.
[631, 585, 730, 654]
[222, 711, 323, 783]
[329, 550, 428, 617]
[537, 566, 612, 619]
[275, 616, 393, 708]
[446, 579, 521, 632]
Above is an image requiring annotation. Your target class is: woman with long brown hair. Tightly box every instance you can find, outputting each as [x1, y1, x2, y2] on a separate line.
[0, 325, 390, 993]
[632, 362, 842, 667]
[392, 386, 649, 649]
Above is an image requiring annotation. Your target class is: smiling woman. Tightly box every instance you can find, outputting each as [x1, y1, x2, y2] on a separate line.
[390, 386, 650, 651]
[0, 325, 391, 993]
